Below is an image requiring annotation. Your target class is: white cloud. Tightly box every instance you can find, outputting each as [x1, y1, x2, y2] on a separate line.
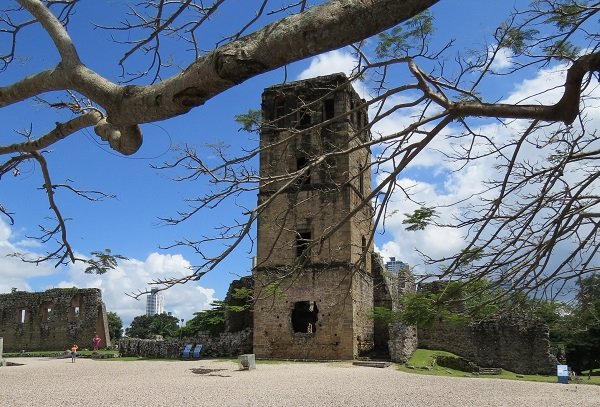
[297, 49, 371, 99]
[374, 61, 600, 283]
[55, 252, 217, 327]
[489, 47, 514, 71]
[0, 219, 55, 293]
[297, 49, 358, 81]
[501, 64, 569, 105]
[0, 218, 217, 328]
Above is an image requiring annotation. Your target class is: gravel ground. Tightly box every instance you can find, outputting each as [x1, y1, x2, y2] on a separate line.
[1, 357, 599, 407]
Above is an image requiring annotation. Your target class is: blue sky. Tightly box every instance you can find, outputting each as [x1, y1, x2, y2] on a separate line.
[2, 0, 595, 327]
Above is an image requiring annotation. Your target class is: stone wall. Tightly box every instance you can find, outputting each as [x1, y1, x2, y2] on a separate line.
[418, 317, 557, 374]
[196, 328, 253, 357]
[0, 288, 110, 352]
[224, 276, 253, 333]
[119, 329, 252, 358]
[119, 338, 182, 358]
[253, 267, 358, 360]
[372, 254, 418, 363]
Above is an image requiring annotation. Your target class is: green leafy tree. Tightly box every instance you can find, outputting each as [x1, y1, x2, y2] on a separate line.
[386, 278, 563, 327]
[182, 301, 227, 337]
[107, 311, 123, 341]
[84, 249, 128, 274]
[126, 313, 180, 339]
[562, 274, 600, 375]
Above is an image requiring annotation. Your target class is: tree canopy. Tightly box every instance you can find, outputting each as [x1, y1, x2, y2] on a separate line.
[559, 274, 600, 374]
[125, 313, 180, 339]
[107, 311, 123, 342]
[1, 1, 599, 305]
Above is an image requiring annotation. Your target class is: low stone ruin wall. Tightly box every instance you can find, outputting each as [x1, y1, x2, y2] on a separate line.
[418, 317, 557, 374]
[196, 328, 252, 357]
[119, 328, 252, 358]
[119, 338, 182, 358]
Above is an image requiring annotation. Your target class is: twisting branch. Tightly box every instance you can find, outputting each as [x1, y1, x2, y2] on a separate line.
[0, 111, 102, 154]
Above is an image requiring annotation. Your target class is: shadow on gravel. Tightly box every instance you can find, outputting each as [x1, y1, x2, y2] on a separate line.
[3, 362, 24, 367]
[190, 367, 231, 377]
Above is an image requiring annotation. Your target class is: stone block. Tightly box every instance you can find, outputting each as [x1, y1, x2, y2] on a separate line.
[238, 353, 256, 370]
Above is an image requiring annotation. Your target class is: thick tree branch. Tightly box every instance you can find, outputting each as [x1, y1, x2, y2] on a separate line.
[450, 52, 600, 125]
[0, 111, 102, 154]
[98, 0, 442, 126]
[17, 0, 80, 65]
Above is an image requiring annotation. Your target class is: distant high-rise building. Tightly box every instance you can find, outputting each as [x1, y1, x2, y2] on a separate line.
[145, 288, 164, 316]
[385, 257, 408, 274]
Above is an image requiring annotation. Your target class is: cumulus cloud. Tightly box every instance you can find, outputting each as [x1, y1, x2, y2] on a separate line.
[0, 219, 55, 292]
[56, 252, 217, 327]
[489, 47, 514, 71]
[375, 62, 600, 281]
[297, 49, 371, 99]
[297, 49, 358, 80]
[0, 218, 217, 327]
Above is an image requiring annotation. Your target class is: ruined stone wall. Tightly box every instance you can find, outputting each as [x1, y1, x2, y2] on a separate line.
[119, 338, 183, 358]
[196, 328, 253, 357]
[418, 317, 557, 374]
[371, 255, 418, 363]
[119, 329, 252, 358]
[223, 276, 253, 333]
[372, 254, 392, 352]
[253, 267, 356, 359]
[353, 271, 374, 355]
[0, 288, 110, 352]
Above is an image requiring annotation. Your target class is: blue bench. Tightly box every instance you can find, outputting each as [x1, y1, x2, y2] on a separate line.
[192, 344, 202, 359]
[182, 343, 193, 359]
[181, 343, 202, 359]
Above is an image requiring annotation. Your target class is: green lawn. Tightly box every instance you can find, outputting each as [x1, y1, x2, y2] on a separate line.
[4, 349, 119, 358]
[398, 349, 600, 385]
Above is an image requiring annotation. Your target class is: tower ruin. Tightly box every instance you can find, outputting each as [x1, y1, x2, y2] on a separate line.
[253, 73, 374, 359]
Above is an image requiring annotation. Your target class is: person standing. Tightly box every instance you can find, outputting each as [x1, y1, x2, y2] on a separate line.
[70, 344, 78, 363]
[92, 334, 101, 352]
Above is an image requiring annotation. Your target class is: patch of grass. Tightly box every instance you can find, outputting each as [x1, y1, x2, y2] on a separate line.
[4, 349, 118, 358]
[398, 349, 600, 385]
[406, 349, 457, 367]
[582, 368, 600, 376]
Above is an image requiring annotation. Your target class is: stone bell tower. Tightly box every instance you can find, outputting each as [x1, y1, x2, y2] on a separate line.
[253, 73, 374, 359]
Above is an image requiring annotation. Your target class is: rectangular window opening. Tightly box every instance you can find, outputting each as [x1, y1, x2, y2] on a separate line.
[324, 99, 335, 121]
[18, 309, 26, 324]
[274, 98, 285, 119]
[292, 301, 319, 333]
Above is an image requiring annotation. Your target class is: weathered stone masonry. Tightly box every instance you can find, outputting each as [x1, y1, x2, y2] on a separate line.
[253, 73, 375, 360]
[417, 283, 557, 374]
[0, 288, 110, 352]
[418, 317, 557, 375]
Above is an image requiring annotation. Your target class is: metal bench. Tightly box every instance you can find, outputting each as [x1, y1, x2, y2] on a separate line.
[192, 344, 202, 359]
[478, 367, 502, 375]
[181, 343, 193, 359]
